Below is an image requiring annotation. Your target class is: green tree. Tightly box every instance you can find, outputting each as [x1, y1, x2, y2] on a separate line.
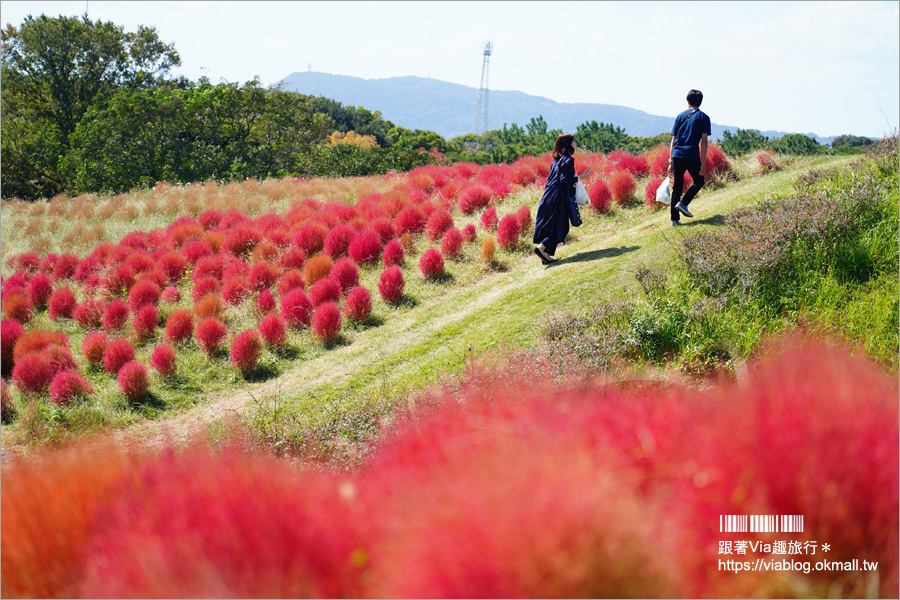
[1, 14, 181, 198]
[830, 134, 875, 155]
[386, 126, 449, 153]
[575, 120, 629, 153]
[719, 128, 770, 157]
[771, 133, 823, 155]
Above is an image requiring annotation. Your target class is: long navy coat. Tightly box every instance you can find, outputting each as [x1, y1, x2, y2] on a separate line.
[532, 154, 578, 256]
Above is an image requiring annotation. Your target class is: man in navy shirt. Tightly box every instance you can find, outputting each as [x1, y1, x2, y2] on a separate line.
[667, 89, 711, 225]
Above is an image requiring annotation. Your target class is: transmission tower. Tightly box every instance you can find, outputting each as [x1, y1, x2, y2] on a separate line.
[474, 42, 492, 136]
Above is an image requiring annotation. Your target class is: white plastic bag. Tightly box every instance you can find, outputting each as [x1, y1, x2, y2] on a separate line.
[575, 180, 590, 205]
[655, 176, 671, 205]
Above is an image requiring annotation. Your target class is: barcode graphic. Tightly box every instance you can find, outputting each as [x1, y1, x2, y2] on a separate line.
[720, 515, 804, 533]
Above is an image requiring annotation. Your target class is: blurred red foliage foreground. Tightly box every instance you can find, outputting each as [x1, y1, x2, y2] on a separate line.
[2, 332, 897, 598]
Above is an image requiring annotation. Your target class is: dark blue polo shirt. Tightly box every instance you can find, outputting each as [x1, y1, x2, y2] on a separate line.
[671, 108, 711, 161]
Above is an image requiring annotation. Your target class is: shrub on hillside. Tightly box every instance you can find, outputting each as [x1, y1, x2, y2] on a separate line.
[309, 276, 342, 307]
[644, 178, 666, 210]
[222, 277, 251, 306]
[609, 171, 636, 205]
[330, 258, 360, 294]
[462, 223, 477, 243]
[480, 236, 497, 263]
[127, 280, 161, 313]
[11, 351, 57, 394]
[73, 299, 104, 329]
[258, 313, 287, 347]
[382, 240, 405, 267]
[281, 288, 313, 329]
[196, 317, 227, 354]
[256, 289, 276, 315]
[302, 254, 333, 288]
[425, 209, 454, 242]
[347, 229, 382, 265]
[248, 261, 280, 292]
[150, 344, 177, 377]
[457, 184, 492, 215]
[1, 379, 13, 422]
[27, 273, 53, 311]
[101, 300, 129, 332]
[161, 286, 181, 304]
[82, 332, 109, 366]
[165, 309, 194, 345]
[395, 205, 426, 237]
[324, 224, 356, 259]
[132, 305, 159, 340]
[277, 269, 305, 297]
[230, 330, 262, 375]
[311, 302, 342, 342]
[515, 206, 532, 232]
[293, 223, 329, 256]
[588, 180, 612, 213]
[419, 248, 445, 278]
[4, 293, 33, 323]
[117, 361, 149, 403]
[343, 286, 372, 322]
[49, 371, 94, 406]
[480, 207, 498, 231]
[103, 339, 136, 375]
[1, 318, 25, 377]
[496, 214, 522, 251]
[441, 228, 464, 258]
[48, 287, 77, 321]
[12, 329, 68, 362]
[378, 266, 405, 303]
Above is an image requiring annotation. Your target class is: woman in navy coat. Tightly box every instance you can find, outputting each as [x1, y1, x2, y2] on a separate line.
[533, 132, 591, 264]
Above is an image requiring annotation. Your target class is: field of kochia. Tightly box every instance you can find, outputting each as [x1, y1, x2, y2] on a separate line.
[1, 140, 897, 599]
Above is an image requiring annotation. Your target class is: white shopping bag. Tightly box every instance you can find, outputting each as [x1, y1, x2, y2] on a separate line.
[574, 180, 590, 205]
[656, 176, 671, 205]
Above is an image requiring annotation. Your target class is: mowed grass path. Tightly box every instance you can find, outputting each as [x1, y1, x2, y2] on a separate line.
[94, 155, 853, 449]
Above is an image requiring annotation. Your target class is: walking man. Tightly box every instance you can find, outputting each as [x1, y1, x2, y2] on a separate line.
[668, 89, 711, 226]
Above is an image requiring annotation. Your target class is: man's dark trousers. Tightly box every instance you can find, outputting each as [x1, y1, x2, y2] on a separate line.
[670, 157, 705, 222]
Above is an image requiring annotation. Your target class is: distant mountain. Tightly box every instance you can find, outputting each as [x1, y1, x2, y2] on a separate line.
[280, 71, 837, 146]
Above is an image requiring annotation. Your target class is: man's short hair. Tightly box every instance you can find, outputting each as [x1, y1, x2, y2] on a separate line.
[687, 89, 703, 107]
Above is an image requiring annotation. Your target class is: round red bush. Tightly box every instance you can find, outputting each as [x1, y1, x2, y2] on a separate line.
[196, 317, 227, 354]
[157, 251, 187, 284]
[49, 371, 94, 406]
[222, 277, 251, 306]
[705, 145, 730, 176]
[101, 263, 136, 297]
[309, 276, 342, 307]
[1, 318, 25, 377]
[132, 305, 159, 340]
[480, 207, 499, 231]
[190, 254, 226, 282]
[347, 229, 382, 265]
[117, 360, 148, 402]
[48, 287, 77, 321]
[161, 286, 181, 304]
[323, 224, 356, 259]
[515, 206, 532, 231]
[222, 259, 250, 282]
[248, 261, 280, 292]
[280, 288, 313, 329]
[457, 184, 493, 214]
[378, 266, 405, 303]
[382, 240, 405, 267]
[462, 223, 477, 243]
[3, 293, 33, 324]
[311, 302, 342, 342]
[127, 280, 161, 313]
[302, 254, 333, 288]
[441, 228, 464, 258]
[256, 289, 276, 314]
[192, 276, 219, 303]
[293, 223, 328, 256]
[395, 205, 426, 237]
[12, 351, 56, 394]
[150, 344, 177, 377]
[277, 248, 306, 272]
[101, 300, 129, 332]
[343, 286, 372, 322]
[165, 309, 194, 344]
[644, 178, 666, 210]
[588, 180, 613, 213]
[425, 209, 454, 242]
[221, 226, 262, 259]
[103, 339, 136, 374]
[12, 329, 68, 362]
[258, 313, 287, 347]
[51, 253, 80, 281]
[73, 298, 104, 329]
[27, 273, 53, 311]
[277, 269, 305, 297]
[330, 258, 360, 294]
[370, 217, 396, 245]
[419, 248, 445, 278]
[496, 214, 522, 251]
[609, 171, 636, 205]
[230, 330, 262, 375]
[82, 331, 109, 366]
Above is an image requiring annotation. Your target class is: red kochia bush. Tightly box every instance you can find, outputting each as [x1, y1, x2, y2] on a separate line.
[302, 254, 333, 288]
[258, 313, 287, 347]
[394, 205, 426, 237]
[73, 298, 104, 329]
[161, 286, 181, 304]
[221, 226, 262, 258]
[191, 276, 220, 303]
[165, 309, 194, 344]
[462, 223, 477, 243]
[248, 261, 280, 292]
[3, 293, 33, 324]
[369, 217, 396, 245]
[101, 300, 129, 332]
[277, 269, 305, 297]
[330, 258, 360, 294]
[196, 317, 227, 354]
[222, 277, 251, 306]
[515, 206, 532, 231]
[609, 170, 636, 204]
[311, 302, 341, 342]
[82, 332, 109, 365]
[496, 214, 522, 250]
[48, 287, 77, 321]
[418, 248, 445, 277]
[256, 289, 276, 314]
[157, 251, 187, 284]
[12, 329, 68, 361]
[293, 222, 328, 256]
[103, 339, 135, 374]
[150, 344, 177, 377]
[78, 449, 366, 598]
[323, 224, 356, 259]
[309, 276, 342, 307]
[347, 229, 382, 265]
[52, 253, 80, 281]
[343, 286, 372, 322]
[280, 288, 313, 329]
[588, 179, 613, 213]
[480, 207, 498, 231]
[117, 361, 148, 402]
[425, 208, 454, 241]
[644, 177, 666, 210]
[378, 266, 405, 303]
[230, 330, 262, 374]
[127, 280, 161, 313]
[49, 371, 94, 406]
[27, 273, 53, 311]
[132, 305, 159, 340]
[11, 351, 57, 394]
[457, 184, 492, 214]
[441, 228, 464, 258]
[1, 318, 25, 377]
[382, 240, 404, 267]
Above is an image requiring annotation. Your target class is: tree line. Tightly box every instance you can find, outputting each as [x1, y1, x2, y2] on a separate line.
[1, 15, 871, 201]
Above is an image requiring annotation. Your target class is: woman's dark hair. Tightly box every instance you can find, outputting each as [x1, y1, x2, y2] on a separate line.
[687, 89, 703, 107]
[552, 132, 576, 159]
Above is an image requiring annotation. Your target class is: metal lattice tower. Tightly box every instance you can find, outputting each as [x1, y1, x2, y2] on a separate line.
[474, 42, 492, 135]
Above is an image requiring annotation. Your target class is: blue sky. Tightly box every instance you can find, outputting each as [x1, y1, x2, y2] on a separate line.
[2, 1, 897, 138]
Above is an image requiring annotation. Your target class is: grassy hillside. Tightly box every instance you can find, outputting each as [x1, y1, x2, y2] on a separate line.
[2, 148, 877, 457]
